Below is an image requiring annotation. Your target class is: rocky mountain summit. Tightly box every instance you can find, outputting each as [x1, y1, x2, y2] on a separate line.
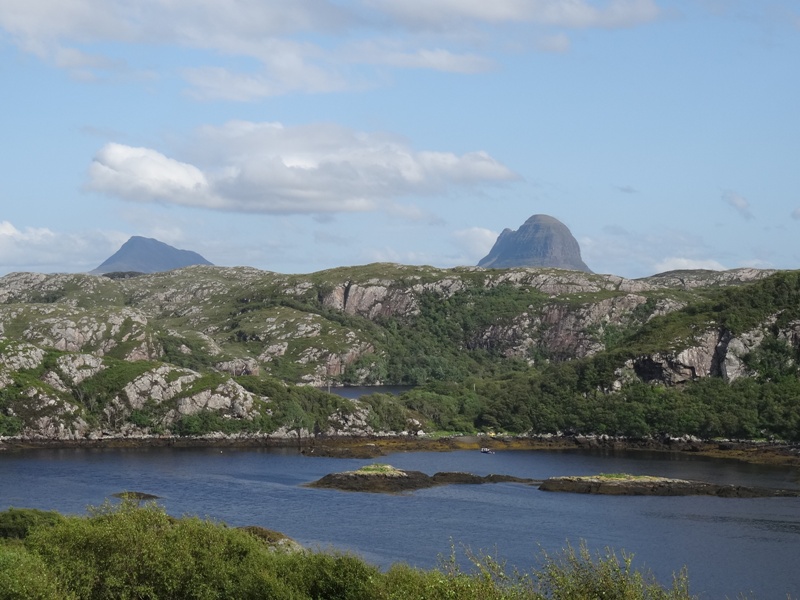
[1, 261, 797, 442]
[479, 214, 591, 272]
[91, 236, 213, 274]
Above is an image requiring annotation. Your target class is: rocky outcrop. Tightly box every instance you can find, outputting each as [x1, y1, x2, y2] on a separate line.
[479, 214, 592, 272]
[102, 366, 265, 428]
[173, 379, 256, 419]
[1, 304, 158, 361]
[624, 319, 799, 386]
[308, 465, 537, 493]
[539, 475, 800, 497]
[0, 342, 45, 373]
[215, 358, 260, 376]
[322, 281, 419, 319]
[644, 268, 776, 290]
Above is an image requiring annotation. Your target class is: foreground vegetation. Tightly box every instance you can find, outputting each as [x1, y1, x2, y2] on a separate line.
[0, 502, 696, 600]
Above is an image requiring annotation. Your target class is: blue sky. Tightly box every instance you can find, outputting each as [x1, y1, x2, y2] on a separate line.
[1, 0, 799, 278]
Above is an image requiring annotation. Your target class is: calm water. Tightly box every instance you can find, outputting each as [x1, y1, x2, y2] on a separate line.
[1, 446, 798, 599]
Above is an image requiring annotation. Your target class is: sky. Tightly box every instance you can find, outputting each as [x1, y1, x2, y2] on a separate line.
[1, 0, 799, 279]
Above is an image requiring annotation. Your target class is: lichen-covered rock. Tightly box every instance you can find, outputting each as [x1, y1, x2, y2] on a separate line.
[215, 358, 260, 376]
[322, 282, 418, 319]
[55, 354, 106, 386]
[174, 379, 257, 418]
[475, 294, 649, 362]
[121, 365, 200, 410]
[0, 342, 46, 372]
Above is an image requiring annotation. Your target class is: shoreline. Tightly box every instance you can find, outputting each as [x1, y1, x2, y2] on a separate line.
[2, 433, 799, 467]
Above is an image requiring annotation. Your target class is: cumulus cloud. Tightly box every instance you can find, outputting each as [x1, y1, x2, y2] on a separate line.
[86, 121, 518, 215]
[0, 0, 663, 95]
[452, 227, 498, 261]
[87, 143, 215, 207]
[653, 257, 727, 273]
[722, 190, 754, 220]
[581, 227, 727, 278]
[182, 64, 349, 101]
[0, 221, 120, 273]
[369, 0, 661, 28]
[346, 41, 495, 73]
[0, 1, 346, 87]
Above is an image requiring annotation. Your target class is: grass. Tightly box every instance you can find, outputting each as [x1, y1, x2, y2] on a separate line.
[596, 473, 653, 480]
[352, 463, 406, 476]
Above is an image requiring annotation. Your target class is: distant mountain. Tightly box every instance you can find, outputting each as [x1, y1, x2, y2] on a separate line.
[478, 214, 592, 273]
[90, 236, 213, 274]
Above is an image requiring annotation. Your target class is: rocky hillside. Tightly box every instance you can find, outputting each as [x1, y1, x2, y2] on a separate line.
[3, 263, 798, 441]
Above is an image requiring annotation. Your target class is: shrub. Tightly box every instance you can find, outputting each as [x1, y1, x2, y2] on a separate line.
[25, 500, 294, 600]
[534, 542, 691, 600]
[0, 508, 64, 540]
[16, 502, 699, 600]
[0, 545, 68, 600]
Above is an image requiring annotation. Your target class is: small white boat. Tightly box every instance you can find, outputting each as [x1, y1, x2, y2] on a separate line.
[480, 447, 495, 454]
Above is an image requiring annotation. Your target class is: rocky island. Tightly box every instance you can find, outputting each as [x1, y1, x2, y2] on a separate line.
[539, 473, 800, 497]
[309, 467, 800, 497]
[307, 463, 538, 493]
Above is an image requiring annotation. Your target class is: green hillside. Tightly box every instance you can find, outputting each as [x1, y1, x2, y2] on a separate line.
[1, 265, 798, 441]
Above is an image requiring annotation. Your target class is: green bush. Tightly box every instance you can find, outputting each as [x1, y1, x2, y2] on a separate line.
[25, 500, 291, 600]
[534, 542, 691, 600]
[0, 545, 68, 600]
[10, 502, 705, 600]
[0, 508, 64, 540]
[274, 551, 380, 600]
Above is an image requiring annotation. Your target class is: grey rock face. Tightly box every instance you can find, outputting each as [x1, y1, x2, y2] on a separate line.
[91, 236, 213, 274]
[479, 215, 592, 272]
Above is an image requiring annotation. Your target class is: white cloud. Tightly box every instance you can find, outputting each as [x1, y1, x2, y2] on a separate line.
[0, 0, 345, 46]
[722, 190, 754, 220]
[791, 208, 800, 220]
[86, 121, 518, 215]
[182, 64, 350, 101]
[368, 0, 661, 28]
[581, 228, 726, 278]
[0, 1, 352, 89]
[0, 0, 663, 96]
[452, 227, 498, 261]
[87, 143, 216, 207]
[738, 258, 774, 269]
[0, 221, 120, 273]
[347, 41, 495, 73]
[653, 257, 727, 273]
